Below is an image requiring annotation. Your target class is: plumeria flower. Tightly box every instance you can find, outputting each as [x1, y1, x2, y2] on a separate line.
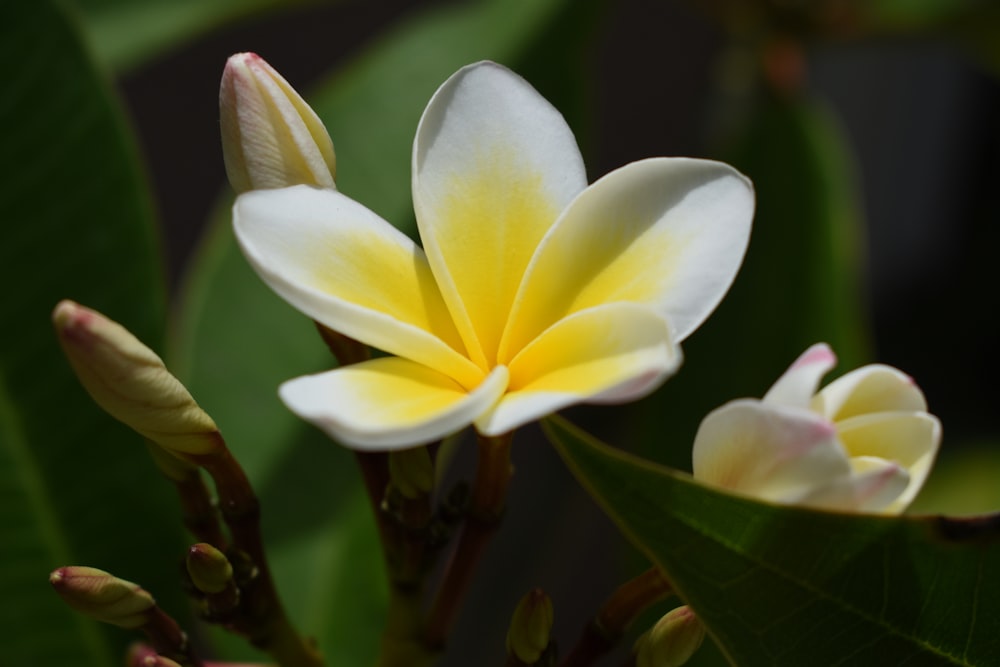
[693, 343, 941, 514]
[233, 61, 754, 450]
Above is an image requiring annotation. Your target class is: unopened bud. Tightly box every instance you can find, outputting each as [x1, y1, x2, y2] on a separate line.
[634, 606, 705, 667]
[186, 543, 234, 594]
[50, 567, 154, 629]
[506, 588, 554, 664]
[220, 52, 336, 193]
[388, 446, 435, 499]
[53, 300, 221, 457]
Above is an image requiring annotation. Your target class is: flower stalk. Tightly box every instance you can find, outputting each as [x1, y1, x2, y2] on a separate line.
[190, 446, 323, 667]
[424, 431, 515, 649]
[560, 567, 673, 667]
[146, 444, 228, 549]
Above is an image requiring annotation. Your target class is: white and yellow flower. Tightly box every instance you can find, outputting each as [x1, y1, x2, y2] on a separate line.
[233, 61, 754, 450]
[693, 343, 941, 513]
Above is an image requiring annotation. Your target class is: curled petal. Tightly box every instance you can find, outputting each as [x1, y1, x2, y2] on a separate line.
[837, 411, 941, 513]
[501, 158, 753, 361]
[763, 343, 837, 409]
[692, 400, 850, 503]
[813, 364, 927, 421]
[412, 61, 587, 368]
[477, 304, 680, 436]
[234, 186, 481, 389]
[797, 456, 910, 513]
[279, 359, 509, 450]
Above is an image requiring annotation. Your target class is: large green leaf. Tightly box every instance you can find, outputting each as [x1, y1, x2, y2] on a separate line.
[76, 0, 317, 72]
[625, 93, 870, 469]
[171, 0, 586, 661]
[0, 2, 183, 665]
[546, 416, 1000, 666]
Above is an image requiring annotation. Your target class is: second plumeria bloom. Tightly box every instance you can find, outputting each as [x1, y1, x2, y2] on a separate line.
[234, 61, 754, 450]
[693, 343, 941, 513]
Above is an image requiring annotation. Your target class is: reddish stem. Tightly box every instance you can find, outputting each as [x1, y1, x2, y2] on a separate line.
[559, 567, 673, 667]
[424, 432, 514, 649]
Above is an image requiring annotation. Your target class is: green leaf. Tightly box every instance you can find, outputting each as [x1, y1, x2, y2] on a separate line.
[75, 0, 315, 72]
[625, 92, 870, 469]
[170, 0, 587, 661]
[0, 2, 184, 665]
[546, 416, 1000, 666]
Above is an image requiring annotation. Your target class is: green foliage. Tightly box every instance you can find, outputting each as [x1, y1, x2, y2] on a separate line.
[75, 0, 317, 72]
[0, 1, 183, 664]
[546, 416, 1000, 666]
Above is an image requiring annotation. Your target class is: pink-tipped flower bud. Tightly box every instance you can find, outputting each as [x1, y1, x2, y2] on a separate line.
[50, 567, 155, 629]
[634, 605, 706, 667]
[220, 52, 336, 193]
[506, 588, 554, 664]
[53, 300, 222, 458]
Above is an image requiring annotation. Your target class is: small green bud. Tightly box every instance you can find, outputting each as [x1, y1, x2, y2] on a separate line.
[186, 543, 234, 594]
[506, 588, 554, 664]
[53, 301, 222, 458]
[634, 606, 705, 667]
[388, 446, 435, 499]
[49, 566, 154, 629]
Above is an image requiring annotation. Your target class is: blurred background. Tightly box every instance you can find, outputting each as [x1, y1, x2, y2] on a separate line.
[3, 0, 999, 665]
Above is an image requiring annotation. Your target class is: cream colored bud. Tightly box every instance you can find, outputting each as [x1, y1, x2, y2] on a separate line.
[220, 51, 336, 193]
[506, 588, 554, 664]
[634, 606, 706, 667]
[53, 300, 221, 457]
[50, 566, 155, 629]
[388, 446, 435, 499]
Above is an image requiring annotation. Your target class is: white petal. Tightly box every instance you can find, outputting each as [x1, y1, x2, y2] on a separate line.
[280, 359, 509, 451]
[813, 364, 927, 422]
[412, 61, 587, 368]
[234, 186, 482, 389]
[836, 411, 941, 513]
[477, 304, 679, 436]
[762, 343, 837, 408]
[500, 158, 753, 361]
[797, 457, 910, 513]
[692, 399, 851, 503]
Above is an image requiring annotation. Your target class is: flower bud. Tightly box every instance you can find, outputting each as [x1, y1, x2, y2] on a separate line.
[186, 543, 234, 594]
[388, 446, 435, 499]
[220, 52, 336, 193]
[50, 567, 155, 629]
[53, 300, 222, 457]
[506, 588, 554, 664]
[634, 606, 705, 667]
